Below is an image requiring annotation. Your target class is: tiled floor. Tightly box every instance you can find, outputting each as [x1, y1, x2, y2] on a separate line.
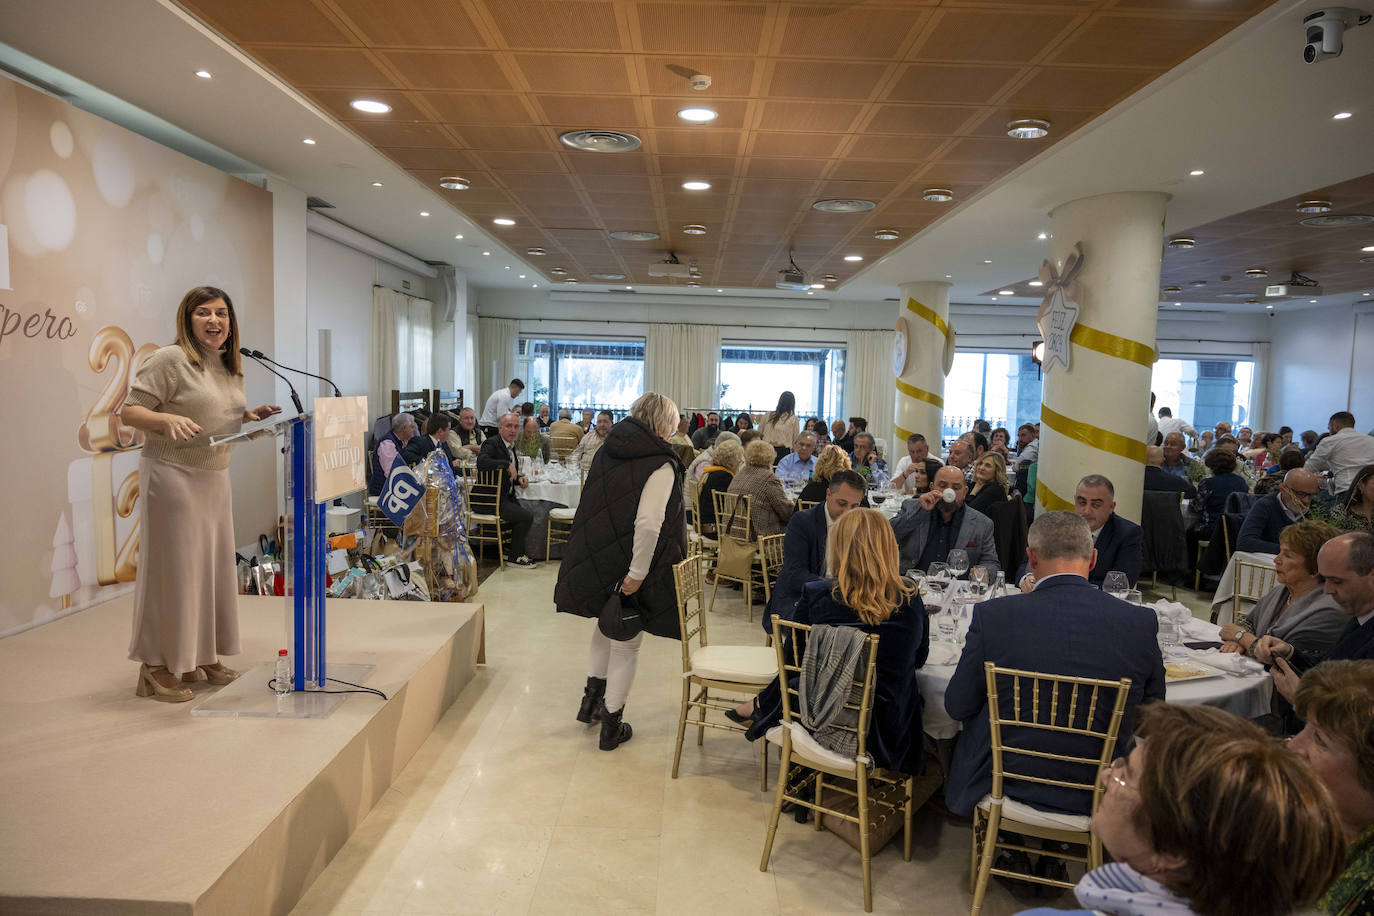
[290, 566, 1217, 916]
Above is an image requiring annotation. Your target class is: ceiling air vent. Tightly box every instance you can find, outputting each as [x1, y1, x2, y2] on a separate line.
[306, 197, 335, 209]
[559, 130, 642, 153]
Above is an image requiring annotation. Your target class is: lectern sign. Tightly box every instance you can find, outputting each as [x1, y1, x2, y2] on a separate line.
[1035, 243, 1084, 374]
[312, 396, 368, 502]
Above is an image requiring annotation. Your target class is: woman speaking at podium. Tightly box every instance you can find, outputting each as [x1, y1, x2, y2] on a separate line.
[119, 287, 280, 702]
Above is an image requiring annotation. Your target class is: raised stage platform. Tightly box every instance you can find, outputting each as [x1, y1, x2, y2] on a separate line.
[0, 593, 485, 916]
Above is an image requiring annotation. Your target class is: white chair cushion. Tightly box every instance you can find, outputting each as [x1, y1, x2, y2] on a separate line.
[548, 507, 577, 520]
[765, 722, 869, 772]
[469, 513, 499, 523]
[977, 795, 1091, 833]
[689, 645, 777, 684]
[366, 496, 379, 507]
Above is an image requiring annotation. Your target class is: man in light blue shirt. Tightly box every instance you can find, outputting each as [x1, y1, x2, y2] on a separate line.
[775, 431, 818, 484]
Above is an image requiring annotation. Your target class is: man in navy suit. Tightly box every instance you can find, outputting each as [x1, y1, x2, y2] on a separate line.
[1236, 468, 1320, 553]
[1016, 474, 1143, 589]
[945, 511, 1165, 819]
[763, 470, 866, 633]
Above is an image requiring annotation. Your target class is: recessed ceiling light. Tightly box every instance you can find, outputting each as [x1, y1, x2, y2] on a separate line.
[873, 228, 900, 241]
[302, 138, 316, 145]
[1362, 245, 1374, 252]
[194, 70, 212, 79]
[564, 278, 579, 284]
[1036, 231, 1049, 240]
[493, 217, 516, 226]
[349, 99, 392, 114]
[1302, 214, 1374, 227]
[419, 211, 430, 217]
[1006, 118, 1051, 139]
[482, 251, 491, 256]
[944, 274, 952, 279]
[1190, 280, 1208, 287]
[1168, 237, 1196, 249]
[609, 230, 660, 241]
[823, 274, 838, 282]
[1163, 286, 1182, 293]
[519, 274, 526, 279]
[504, 265, 511, 269]
[681, 224, 708, 235]
[1366, 292, 1373, 296]
[843, 254, 863, 262]
[550, 267, 568, 276]
[1298, 200, 1334, 214]
[590, 273, 627, 280]
[1189, 169, 1205, 176]
[439, 176, 470, 190]
[532, 284, 539, 288]
[677, 107, 718, 122]
[682, 181, 711, 191]
[1310, 298, 1318, 303]
[1174, 302, 1182, 306]
[813, 199, 876, 213]
[371, 181, 383, 187]
[559, 129, 641, 152]
[625, 285, 634, 290]
[810, 283, 826, 289]
[982, 259, 993, 264]
[806, 291, 814, 295]
[717, 288, 724, 293]
[527, 247, 546, 256]
[1266, 303, 1274, 309]
[922, 188, 954, 202]
[1334, 111, 1353, 119]
[454, 233, 463, 239]
[998, 289, 1015, 296]
[1244, 268, 1268, 277]
[991, 296, 998, 300]
[686, 280, 701, 287]
[1029, 280, 1044, 288]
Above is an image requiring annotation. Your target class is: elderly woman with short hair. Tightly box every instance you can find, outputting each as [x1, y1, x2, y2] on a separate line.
[369, 412, 417, 496]
[697, 438, 743, 536]
[554, 392, 687, 751]
[728, 439, 796, 538]
[799, 444, 870, 507]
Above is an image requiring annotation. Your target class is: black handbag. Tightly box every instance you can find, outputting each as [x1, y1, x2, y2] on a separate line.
[598, 584, 644, 641]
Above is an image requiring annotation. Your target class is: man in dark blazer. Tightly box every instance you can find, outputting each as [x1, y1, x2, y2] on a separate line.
[945, 511, 1166, 819]
[402, 413, 456, 467]
[763, 470, 866, 633]
[1017, 475, 1142, 589]
[1236, 468, 1319, 553]
[476, 412, 536, 567]
[1143, 445, 1196, 499]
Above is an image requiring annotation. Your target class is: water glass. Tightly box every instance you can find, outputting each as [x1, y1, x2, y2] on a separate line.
[969, 566, 989, 599]
[937, 610, 958, 644]
[1124, 589, 1143, 606]
[947, 549, 970, 580]
[1103, 570, 1130, 599]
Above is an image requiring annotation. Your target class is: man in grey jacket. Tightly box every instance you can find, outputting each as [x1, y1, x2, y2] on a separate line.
[890, 465, 1000, 576]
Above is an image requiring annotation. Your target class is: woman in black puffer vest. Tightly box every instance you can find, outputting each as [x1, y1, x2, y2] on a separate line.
[554, 392, 687, 751]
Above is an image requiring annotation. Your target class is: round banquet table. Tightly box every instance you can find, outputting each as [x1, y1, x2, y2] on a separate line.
[516, 478, 581, 560]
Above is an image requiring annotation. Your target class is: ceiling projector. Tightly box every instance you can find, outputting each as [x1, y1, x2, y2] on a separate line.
[775, 251, 810, 290]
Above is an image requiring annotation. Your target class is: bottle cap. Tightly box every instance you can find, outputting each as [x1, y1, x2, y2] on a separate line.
[278, 649, 288, 656]
[941, 487, 957, 503]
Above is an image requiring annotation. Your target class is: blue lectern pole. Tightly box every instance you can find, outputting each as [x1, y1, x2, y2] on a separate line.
[286, 415, 327, 690]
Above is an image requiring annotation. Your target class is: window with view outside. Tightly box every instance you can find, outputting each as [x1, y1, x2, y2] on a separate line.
[1151, 358, 1254, 433]
[517, 338, 645, 413]
[719, 344, 845, 420]
[941, 351, 1042, 442]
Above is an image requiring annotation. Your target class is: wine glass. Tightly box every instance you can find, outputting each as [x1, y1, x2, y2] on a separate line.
[1104, 571, 1130, 599]
[927, 562, 950, 609]
[969, 566, 989, 599]
[1124, 589, 1143, 606]
[946, 548, 970, 581]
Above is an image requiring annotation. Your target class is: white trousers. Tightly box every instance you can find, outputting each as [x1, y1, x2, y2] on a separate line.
[588, 627, 643, 713]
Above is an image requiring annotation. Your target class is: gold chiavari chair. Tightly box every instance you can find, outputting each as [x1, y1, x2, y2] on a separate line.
[1232, 557, 1277, 629]
[709, 491, 767, 620]
[549, 433, 580, 461]
[797, 499, 819, 511]
[671, 556, 775, 789]
[466, 468, 508, 569]
[758, 532, 786, 605]
[759, 617, 913, 913]
[968, 663, 1132, 916]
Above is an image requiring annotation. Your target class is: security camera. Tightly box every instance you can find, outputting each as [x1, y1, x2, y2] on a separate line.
[1303, 7, 1370, 63]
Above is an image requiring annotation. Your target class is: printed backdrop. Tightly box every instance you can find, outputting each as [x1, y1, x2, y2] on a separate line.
[0, 75, 275, 636]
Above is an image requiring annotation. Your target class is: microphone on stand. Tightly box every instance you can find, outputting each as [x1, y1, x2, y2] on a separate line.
[240, 347, 304, 415]
[249, 349, 342, 397]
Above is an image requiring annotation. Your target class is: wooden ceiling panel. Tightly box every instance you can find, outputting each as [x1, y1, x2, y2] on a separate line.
[744, 157, 832, 180]
[180, 0, 357, 45]
[636, 2, 770, 55]
[940, 137, 1041, 164]
[576, 175, 656, 193]
[756, 100, 865, 132]
[327, 0, 489, 47]
[348, 121, 458, 148]
[885, 64, 1021, 104]
[470, 150, 567, 171]
[735, 178, 817, 198]
[510, 54, 634, 93]
[423, 92, 533, 124]
[845, 134, 946, 161]
[650, 129, 745, 157]
[815, 179, 900, 200]
[247, 47, 398, 88]
[866, 104, 979, 135]
[535, 94, 642, 127]
[913, 10, 1079, 63]
[1003, 66, 1156, 109]
[749, 132, 847, 158]
[779, 5, 929, 59]
[768, 60, 891, 101]
[455, 124, 556, 150]
[1050, 14, 1239, 68]
[1112, 0, 1271, 13]
[826, 159, 923, 182]
[647, 97, 751, 129]
[495, 172, 580, 192]
[408, 173, 515, 202]
[966, 107, 1092, 139]
[310, 89, 430, 121]
[565, 153, 652, 175]
[381, 52, 514, 90]
[382, 147, 481, 170]
[641, 57, 759, 97]
[484, 0, 624, 51]
[657, 155, 737, 179]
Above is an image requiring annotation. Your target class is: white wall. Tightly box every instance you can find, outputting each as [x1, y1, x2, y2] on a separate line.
[1266, 301, 1374, 431]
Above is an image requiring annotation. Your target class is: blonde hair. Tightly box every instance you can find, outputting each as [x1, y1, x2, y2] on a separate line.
[743, 438, 775, 468]
[813, 444, 852, 483]
[175, 286, 242, 375]
[630, 391, 679, 438]
[711, 439, 743, 473]
[1296, 659, 1374, 793]
[976, 452, 1008, 489]
[826, 509, 916, 626]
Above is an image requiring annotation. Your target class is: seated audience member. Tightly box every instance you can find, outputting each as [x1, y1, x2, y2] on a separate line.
[1014, 422, 1039, 468]
[519, 401, 535, 421]
[475, 412, 536, 567]
[1021, 475, 1142, 589]
[1291, 660, 1374, 916]
[570, 410, 612, 469]
[728, 439, 796, 538]
[1237, 468, 1319, 553]
[830, 418, 847, 446]
[516, 415, 550, 462]
[369, 412, 417, 496]
[579, 408, 594, 433]
[1195, 429, 1214, 455]
[1188, 448, 1249, 551]
[1216, 420, 1234, 441]
[1308, 411, 1374, 499]
[1144, 445, 1197, 499]
[738, 428, 762, 446]
[849, 431, 888, 488]
[898, 459, 935, 496]
[1330, 464, 1374, 532]
[402, 413, 455, 466]
[966, 453, 1009, 516]
[1301, 428, 1321, 455]
[691, 411, 722, 449]
[891, 433, 942, 491]
[697, 438, 742, 536]
[891, 466, 999, 576]
[1218, 521, 1345, 661]
[989, 427, 1011, 460]
[740, 508, 929, 775]
[449, 406, 485, 459]
[945, 511, 1165, 818]
[687, 431, 741, 484]
[835, 416, 865, 453]
[764, 470, 867, 630]
[946, 437, 977, 485]
[547, 408, 584, 458]
[798, 445, 870, 508]
[536, 403, 551, 430]
[1156, 405, 1197, 442]
[775, 431, 818, 484]
[1257, 447, 1308, 489]
[1279, 425, 1295, 447]
[808, 417, 830, 448]
[733, 412, 754, 433]
[667, 414, 693, 448]
[1017, 704, 1343, 916]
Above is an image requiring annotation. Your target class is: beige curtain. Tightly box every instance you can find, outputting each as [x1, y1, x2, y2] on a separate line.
[845, 329, 896, 457]
[645, 322, 721, 411]
[476, 316, 519, 401]
[370, 285, 432, 420]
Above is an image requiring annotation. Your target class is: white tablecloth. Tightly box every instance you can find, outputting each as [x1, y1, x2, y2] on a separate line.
[520, 479, 581, 509]
[1210, 550, 1277, 623]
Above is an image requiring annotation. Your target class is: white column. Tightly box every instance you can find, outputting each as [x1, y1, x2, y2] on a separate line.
[1037, 191, 1169, 524]
[894, 280, 953, 448]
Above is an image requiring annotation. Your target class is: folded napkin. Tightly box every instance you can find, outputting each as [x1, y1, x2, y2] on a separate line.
[925, 643, 961, 667]
[1189, 648, 1265, 677]
[1180, 617, 1221, 641]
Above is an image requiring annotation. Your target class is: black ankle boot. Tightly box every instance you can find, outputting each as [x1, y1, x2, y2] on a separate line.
[598, 702, 633, 751]
[576, 676, 606, 724]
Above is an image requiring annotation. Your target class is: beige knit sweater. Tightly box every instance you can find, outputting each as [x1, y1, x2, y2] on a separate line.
[126, 345, 246, 470]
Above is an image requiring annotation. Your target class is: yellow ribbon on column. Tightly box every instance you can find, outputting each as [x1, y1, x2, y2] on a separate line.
[1036, 480, 1076, 511]
[1068, 324, 1156, 369]
[905, 297, 952, 341]
[895, 378, 944, 409]
[1040, 403, 1147, 463]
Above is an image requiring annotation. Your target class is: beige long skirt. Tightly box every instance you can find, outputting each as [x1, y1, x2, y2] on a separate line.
[127, 456, 240, 674]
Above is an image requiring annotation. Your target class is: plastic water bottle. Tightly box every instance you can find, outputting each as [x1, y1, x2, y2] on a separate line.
[274, 649, 292, 696]
[993, 570, 1006, 598]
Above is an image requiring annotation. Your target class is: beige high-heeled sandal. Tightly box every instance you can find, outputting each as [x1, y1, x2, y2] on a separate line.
[136, 664, 193, 703]
[181, 663, 240, 686]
